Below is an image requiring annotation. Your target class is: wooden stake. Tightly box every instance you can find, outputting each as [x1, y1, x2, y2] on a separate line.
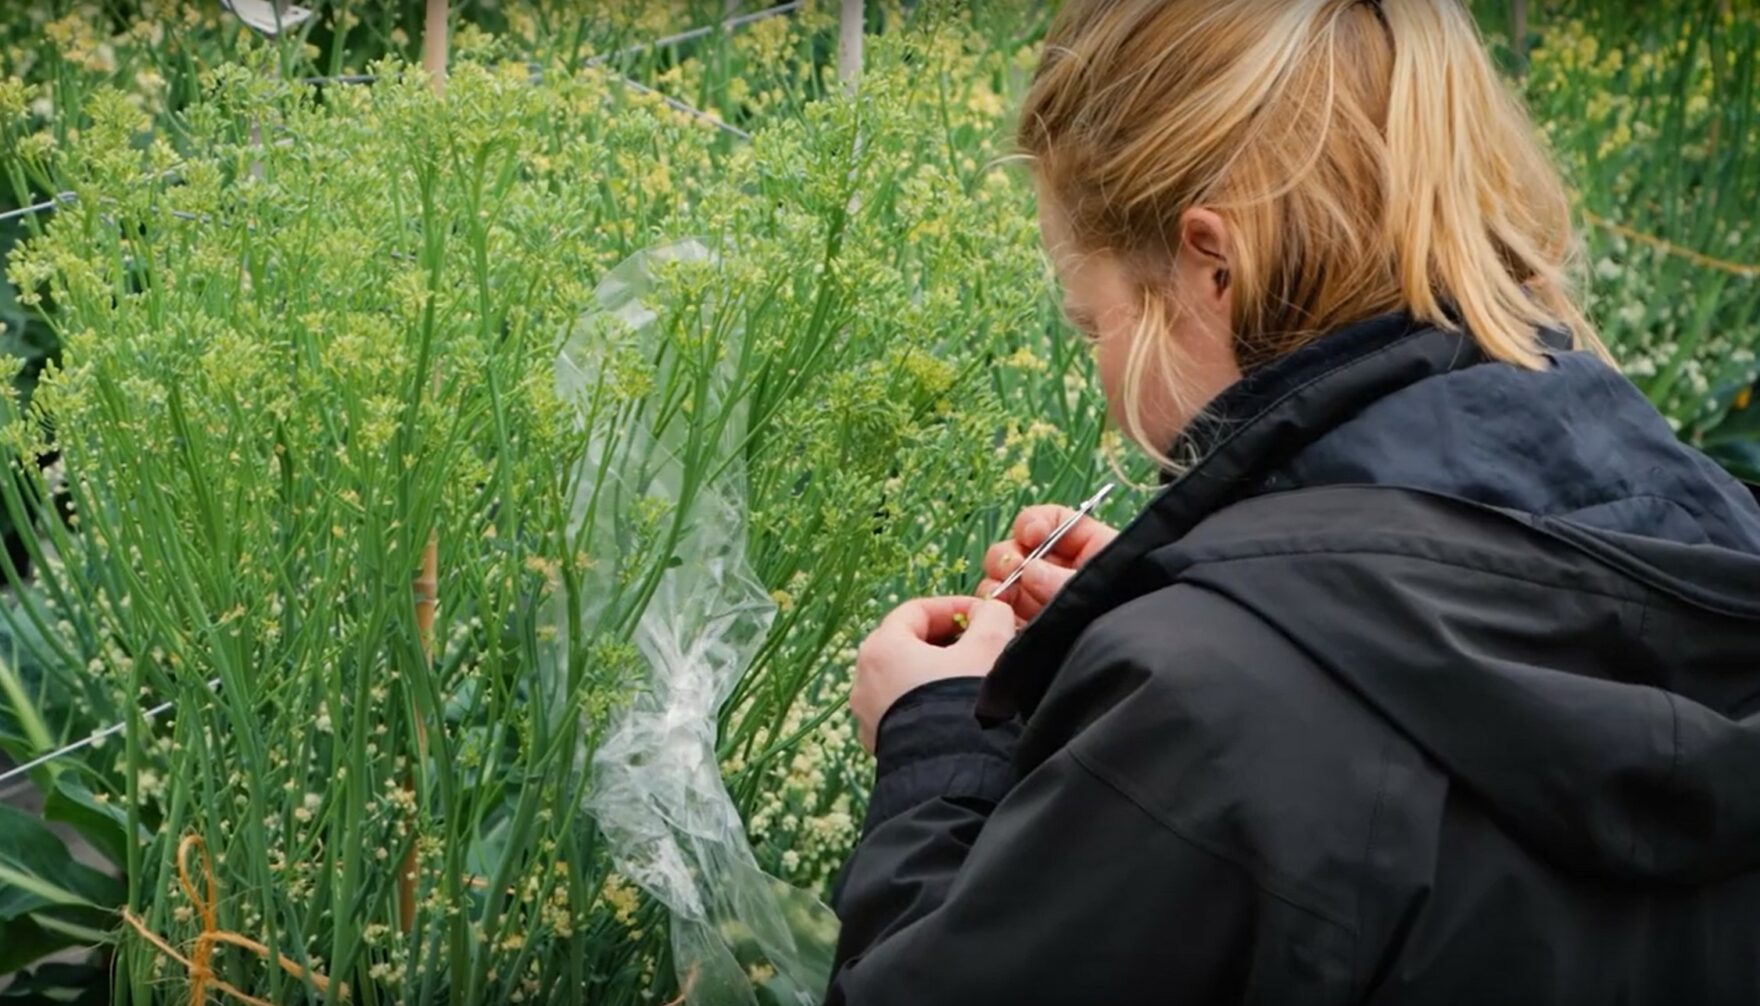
[838, 0, 863, 95]
[413, 532, 439, 677]
[423, 0, 448, 97]
[400, 529, 437, 931]
[402, 0, 446, 934]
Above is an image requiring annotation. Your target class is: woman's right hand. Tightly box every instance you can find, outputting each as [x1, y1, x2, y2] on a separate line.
[977, 505, 1119, 625]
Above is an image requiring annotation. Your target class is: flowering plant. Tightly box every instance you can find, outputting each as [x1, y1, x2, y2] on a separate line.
[0, 13, 1122, 1000]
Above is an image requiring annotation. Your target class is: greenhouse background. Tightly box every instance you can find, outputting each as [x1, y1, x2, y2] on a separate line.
[0, 0, 1756, 1002]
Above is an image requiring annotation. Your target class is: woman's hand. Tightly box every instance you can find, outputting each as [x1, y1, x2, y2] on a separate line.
[851, 596, 1017, 754]
[977, 505, 1119, 624]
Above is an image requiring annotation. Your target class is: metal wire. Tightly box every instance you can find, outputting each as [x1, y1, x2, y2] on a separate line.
[613, 74, 751, 141]
[0, 677, 222, 789]
[0, 166, 209, 227]
[0, 192, 76, 224]
[296, 0, 801, 87]
[296, 71, 378, 86]
[584, 0, 803, 66]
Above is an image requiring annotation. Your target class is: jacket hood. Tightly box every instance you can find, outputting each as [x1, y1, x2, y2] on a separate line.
[979, 313, 1760, 883]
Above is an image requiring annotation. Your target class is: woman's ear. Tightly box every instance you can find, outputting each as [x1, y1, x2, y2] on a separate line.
[1178, 207, 1232, 305]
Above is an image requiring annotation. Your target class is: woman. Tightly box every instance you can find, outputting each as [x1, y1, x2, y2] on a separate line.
[827, 1, 1760, 1003]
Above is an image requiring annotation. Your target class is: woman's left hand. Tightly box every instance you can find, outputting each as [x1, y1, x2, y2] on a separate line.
[851, 596, 1018, 754]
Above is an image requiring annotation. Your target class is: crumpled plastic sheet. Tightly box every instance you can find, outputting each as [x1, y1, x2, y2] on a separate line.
[553, 240, 839, 1005]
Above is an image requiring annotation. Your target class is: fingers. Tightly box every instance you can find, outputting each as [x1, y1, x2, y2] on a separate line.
[1017, 558, 1074, 609]
[877, 595, 981, 643]
[853, 597, 1020, 755]
[974, 576, 1007, 603]
[1012, 505, 1078, 548]
[982, 537, 1071, 587]
[981, 540, 1023, 586]
[957, 598, 1016, 647]
[872, 595, 1021, 654]
[1011, 558, 1074, 618]
[977, 555, 1075, 623]
[1013, 505, 1117, 564]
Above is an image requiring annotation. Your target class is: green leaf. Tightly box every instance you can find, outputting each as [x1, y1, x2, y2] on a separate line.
[0, 957, 110, 1003]
[0, 651, 52, 756]
[27, 905, 117, 947]
[1707, 438, 1760, 485]
[0, 599, 68, 770]
[0, 804, 124, 920]
[1703, 389, 1760, 483]
[41, 775, 131, 871]
[0, 915, 83, 975]
[0, 916, 71, 975]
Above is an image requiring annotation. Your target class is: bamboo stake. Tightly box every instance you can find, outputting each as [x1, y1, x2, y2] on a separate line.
[401, 0, 446, 935]
[401, 529, 437, 932]
[838, 0, 863, 95]
[423, 0, 448, 97]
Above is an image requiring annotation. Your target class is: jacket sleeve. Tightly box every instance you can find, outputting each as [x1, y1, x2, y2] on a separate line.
[825, 603, 1352, 1005]
[828, 677, 1021, 953]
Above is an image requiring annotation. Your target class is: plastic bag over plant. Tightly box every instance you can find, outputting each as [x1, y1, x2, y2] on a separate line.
[554, 241, 838, 1005]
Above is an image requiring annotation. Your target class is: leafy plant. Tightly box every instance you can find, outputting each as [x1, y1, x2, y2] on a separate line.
[0, 13, 1115, 999]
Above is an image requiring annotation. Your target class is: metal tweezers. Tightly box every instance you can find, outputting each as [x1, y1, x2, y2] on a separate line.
[986, 482, 1116, 600]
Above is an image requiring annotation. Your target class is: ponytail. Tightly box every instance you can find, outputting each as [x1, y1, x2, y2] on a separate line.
[1378, 0, 1604, 365]
[1020, 0, 1604, 470]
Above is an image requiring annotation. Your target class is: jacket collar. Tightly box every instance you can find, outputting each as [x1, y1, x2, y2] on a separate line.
[978, 312, 1485, 723]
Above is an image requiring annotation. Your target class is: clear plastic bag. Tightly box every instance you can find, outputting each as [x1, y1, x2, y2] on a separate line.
[554, 241, 839, 1005]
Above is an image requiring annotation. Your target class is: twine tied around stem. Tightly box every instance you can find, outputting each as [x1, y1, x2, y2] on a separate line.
[121, 835, 344, 1006]
[1583, 209, 1760, 280]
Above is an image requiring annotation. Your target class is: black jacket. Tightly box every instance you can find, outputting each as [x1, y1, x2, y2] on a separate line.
[826, 313, 1760, 1005]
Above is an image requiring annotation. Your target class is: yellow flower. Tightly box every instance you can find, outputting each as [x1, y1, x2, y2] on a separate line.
[0, 76, 32, 122]
[1004, 346, 1049, 373]
[598, 873, 640, 927]
[965, 85, 1004, 119]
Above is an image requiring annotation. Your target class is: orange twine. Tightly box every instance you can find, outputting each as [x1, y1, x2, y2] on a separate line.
[121, 835, 343, 1006]
[661, 964, 700, 1006]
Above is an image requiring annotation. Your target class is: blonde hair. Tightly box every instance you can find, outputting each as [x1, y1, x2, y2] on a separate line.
[1018, 0, 1606, 470]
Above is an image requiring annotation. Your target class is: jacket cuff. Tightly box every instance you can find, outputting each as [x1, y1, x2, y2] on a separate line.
[863, 678, 1021, 833]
